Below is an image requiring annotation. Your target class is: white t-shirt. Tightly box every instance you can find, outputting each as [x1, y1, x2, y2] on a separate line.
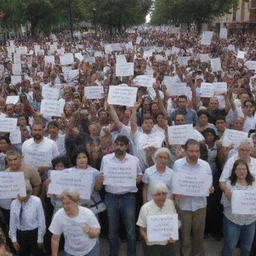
[49, 206, 100, 256]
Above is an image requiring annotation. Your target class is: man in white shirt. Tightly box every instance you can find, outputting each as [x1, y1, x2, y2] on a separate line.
[173, 139, 213, 256]
[22, 122, 59, 180]
[98, 135, 142, 256]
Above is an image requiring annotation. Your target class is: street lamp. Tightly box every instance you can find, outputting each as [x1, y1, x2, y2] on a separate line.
[92, 8, 96, 32]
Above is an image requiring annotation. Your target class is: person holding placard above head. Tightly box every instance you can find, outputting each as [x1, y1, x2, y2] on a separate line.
[137, 182, 178, 256]
[142, 147, 174, 204]
[22, 122, 59, 181]
[49, 189, 101, 256]
[98, 135, 142, 256]
[220, 159, 256, 256]
[9, 181, 46, 256]
[172, 139, 213, 256]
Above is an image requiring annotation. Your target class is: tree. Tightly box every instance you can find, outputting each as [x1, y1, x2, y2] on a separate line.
[151, 0, 241, 32]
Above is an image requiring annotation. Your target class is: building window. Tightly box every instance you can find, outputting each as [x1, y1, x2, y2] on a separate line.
[232, 6, 237, 21]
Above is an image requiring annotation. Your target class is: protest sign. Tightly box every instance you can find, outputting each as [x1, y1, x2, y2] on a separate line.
[40, 99, 63, 117]
[213, 82, 227, 94]
[0, 118, 17, 132]
[210, 58, 222, 72]
[60, 53, 74, 65]
[6, 96, 19, 105]
[133, 75, 155, 88]
[222, 129, 248, 147]
[219, 28, 228, 39]
[42, 86, 60, 100]
[201, 31, 213, 46]
[168, 124, 193, 145]
[84, 86, 104, 99]
[116, 63, 134, 77]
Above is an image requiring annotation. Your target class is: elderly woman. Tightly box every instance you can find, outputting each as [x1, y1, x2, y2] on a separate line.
[137, 182, 177, 256]
[49, 189, 101, 256]
[142, 148, 173, 203]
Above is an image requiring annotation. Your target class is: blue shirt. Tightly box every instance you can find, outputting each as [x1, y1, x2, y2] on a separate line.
[169, 107, 198, 126]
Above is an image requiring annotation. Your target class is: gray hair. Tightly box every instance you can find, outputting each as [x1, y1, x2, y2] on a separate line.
[60, 189, 80, 202]
[154, 147, 171, 160]
[151, 182, 168, 195]
[6, 148, 22, 157]
[238, 138, 253, 148]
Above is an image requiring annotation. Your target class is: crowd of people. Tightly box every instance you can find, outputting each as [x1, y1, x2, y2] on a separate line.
[0, 25, 255, 256]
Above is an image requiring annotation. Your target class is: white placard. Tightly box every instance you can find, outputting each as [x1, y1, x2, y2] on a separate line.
[201, 31, 213, 46]
[143, 50, 154, 58]
[0, 172, 26, 199]
[65, 69, 79, 81]
[133, 75, 155, 88]
[6, 96, 19, 105]
[168, 124, 193, 145]
[23, 150, 52, 167]
[42, 86, 60, 100]
[48, 169, 94, 200]
[227, 44, 235, 52]
[177, 56, 190, 66]
[0, 118, 17, 132]
[116, 55, 127, 65]
[222, 129, 248, 147]
[60, 53, 74, 65]
[172, 172, 212, 196]
[136, 37, 143, 44]
[199, 54, 210, 63]
[107, 86, 137, 107]
[84, 86, 104, 99]
[219, 28, 227, 39]
[44, 55, 55, 65]
[237, 51, 246, 59]
[231, 189, 256, 215]
[213, 82, 227, 94]
[163, 76, 179, 87]
[116, 62, 134, 77]
[9, 126, 22, 144]
[12, 63, 22, 75]
[147, 214, 179, 242]
[103, 161, 137, 187]
[137, 131, 165, 149]
[166, 82, 187, 96]
[200, 83, 215, 98]
[211, 58, 222, 72]
[40, 99, 63, 117]
[11, 75, 22, 85]
[74, 52, 84, 62]
[245, 61, 256, 70]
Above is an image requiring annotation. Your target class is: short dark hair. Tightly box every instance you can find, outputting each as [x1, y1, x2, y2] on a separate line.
[32, 122, 44, 129]
[184, 139, 200, 150]
[215, 116, 226, 124]
[114, 135, 130, 146]
[52, 156, 71, 169]
[229, 159, 254, 185]
[71, 147, 90, 167]
[0, 135, 11, 145]
[142, 115, 154, 124]
[197, 109, 209, 118]
[202, 128, 217, 142]
[177, 95, 188, 101]
[18, 113, 29, 125]
[47, 121, 59, 130]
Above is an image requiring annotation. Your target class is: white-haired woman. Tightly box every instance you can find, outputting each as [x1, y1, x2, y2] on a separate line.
[137, 182, 177, 256]
[49, 189, 100, 256]
[142, 147, 173, 203]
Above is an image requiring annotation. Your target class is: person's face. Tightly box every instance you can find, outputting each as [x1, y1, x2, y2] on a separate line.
[233, 118, 244, 131]
[216, 120, 226, 131]
[62, 196, 77, 215]
[143, 101, 151, 111]
[6, 154, 22, 170]
[243, 102, 255, 116]
[156, 152, 169, 168]
[0, 139, 9, 153]
[177, 98, 187, 110]
[114, 141, 128, 156]
[32, 124, 44, 141]
[151, 103, 159, 113]
[234, 163, 248, 181]
[54, 162, 65, 170]
[142, 119, 154, 133]
[175, 115, 185, 125]
[18, 116, 27, 127]
[89, 124, 99, 135]
[209, 98, 219, 111]
[198, 114, 208, 125]
[240, 93, 249, 103]
[153, 192, 167, 208]
[6, 105, 14, 116]
[204, 132, 214, 143]
[48, 125, 59, 137]
[76, 153, 88, 169]
[238, 144, 251, 161]
[156, 115, 167, 127]
[186, 144, 200, 163]
[99, 111, 108, 122]
[65, 105, 73, 116]
[14, 104, 22, 113]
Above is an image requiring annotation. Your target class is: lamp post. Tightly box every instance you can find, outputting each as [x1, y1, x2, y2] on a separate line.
[68, 0, 74, 40]
[92, 8, 96, 32]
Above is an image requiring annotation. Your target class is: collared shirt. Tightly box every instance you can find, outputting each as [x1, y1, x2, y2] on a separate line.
[173, 157, 212, 211]
[169, 107, 198, 126]
[143, 165, 173, 201]
[100, 152, 142, 194]
[9, 195, 46, 243]
[22, 136, 59, 168]
[219, 153, 256, 182]
[136, 199, 177, 245]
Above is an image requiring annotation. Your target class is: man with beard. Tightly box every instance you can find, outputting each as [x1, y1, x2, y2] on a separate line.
[98, 135, 142, 256]
[173, 139, 213, 256]
[22, 122, 59, 180]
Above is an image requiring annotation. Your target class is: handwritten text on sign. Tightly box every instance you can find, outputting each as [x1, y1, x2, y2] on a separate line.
[171, 172, 212, 196]
[107, 86, 138, 107]
[231, 190, 256, 215]
[147, 214, 179, 242]
[48, 169, 93, 200]
[0, 172, 26, 199]
[168, 124, 193, 145]
[103, 162, 137, 187]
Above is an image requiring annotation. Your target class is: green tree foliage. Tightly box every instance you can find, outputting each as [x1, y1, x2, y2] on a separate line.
[151, 0, 240, 30]
[84, 0, 153, 32]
